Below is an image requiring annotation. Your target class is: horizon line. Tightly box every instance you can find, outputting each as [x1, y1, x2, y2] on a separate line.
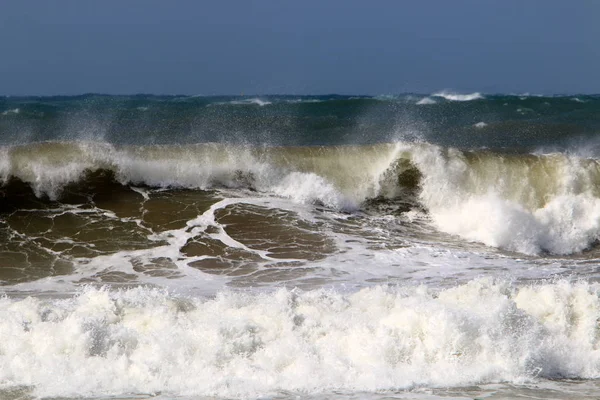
[2, 91, 599, 98]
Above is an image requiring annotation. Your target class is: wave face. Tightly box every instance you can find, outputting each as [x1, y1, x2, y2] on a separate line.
[0, 142, 405, 209]
[2, 280, 600, 398]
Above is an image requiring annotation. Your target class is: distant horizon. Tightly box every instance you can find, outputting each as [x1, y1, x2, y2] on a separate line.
[3, 90, 599, 98]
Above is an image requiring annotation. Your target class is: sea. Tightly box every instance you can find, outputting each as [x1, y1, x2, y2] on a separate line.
[2, 92, 600, 399]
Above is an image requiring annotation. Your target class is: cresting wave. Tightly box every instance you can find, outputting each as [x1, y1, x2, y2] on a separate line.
[3, 141, 600, 255]
[2, 279, 600, 398]
[431, 91, 484, 101]
[0, 141, 407, 210]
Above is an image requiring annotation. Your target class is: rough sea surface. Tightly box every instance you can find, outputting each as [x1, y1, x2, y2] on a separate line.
[2, 93, 600, 399]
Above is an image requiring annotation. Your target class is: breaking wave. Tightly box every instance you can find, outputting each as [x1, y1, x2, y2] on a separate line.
[3, 141, 600, 255]
[1, 108, 20, 115]
[432, 91, 484, 101]
[416, 97, 437, 105]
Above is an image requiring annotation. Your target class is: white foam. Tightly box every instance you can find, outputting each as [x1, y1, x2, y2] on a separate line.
[0, 147, 9, 183]
[409, 144, 600, 254]
[286, 99, 323, 104]
[6, 188, 559, 297]
[517, 107, 534, 114]
[432, 91, 483, 102]
[424, 192, 600, 254]
[474, 122, 487, 128]
[6, 143, 105, 199]
[374, 95, 399, 101]
[1, 108, 20, 115]
[416, 97, 437, 105]
[2, 279, 600, 398]
[272, 171, 357, 210]
[231, 98, 272, 106]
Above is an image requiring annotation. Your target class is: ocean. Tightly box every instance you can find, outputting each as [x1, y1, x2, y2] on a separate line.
[2, 92, 600, 399]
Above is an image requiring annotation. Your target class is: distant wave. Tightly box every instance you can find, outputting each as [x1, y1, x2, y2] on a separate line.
[208, 98, 273, 107]
[432, 91, 484, 101]
[230, 98, 272, 106]
[417, 97, 437, 105]
[516, 108, 534, 114]
[473, 122, 487, 128]
[1, 108, 20, 115]
[285, 99, 323, 104]
[374, 94, 399, 101]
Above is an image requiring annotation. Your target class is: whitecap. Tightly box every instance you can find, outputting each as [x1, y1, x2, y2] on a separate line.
[517, 108, 534, 114]
[285, 99, 323, 104]
[416, 97, 437, 105]
[1, 108, 20, 115]
[207, 98, 273, 107]
[232, 98, 272, 106]
[432, 91, 483, 101]
[410, 144, 600, 255]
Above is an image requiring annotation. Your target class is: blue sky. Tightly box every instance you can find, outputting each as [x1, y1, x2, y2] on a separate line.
[1, 0, 598, 95]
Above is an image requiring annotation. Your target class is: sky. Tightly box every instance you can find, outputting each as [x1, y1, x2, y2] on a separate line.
[0, 0, 599, 96]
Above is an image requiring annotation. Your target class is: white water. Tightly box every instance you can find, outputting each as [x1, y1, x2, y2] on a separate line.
[1, 108, 20, 115]
[409, 144, 600, 254]
[229, 98, 272, 106]
[2, 279, 600, 398]
[416, 97, 437, 105]
[431, 91, 483, 101]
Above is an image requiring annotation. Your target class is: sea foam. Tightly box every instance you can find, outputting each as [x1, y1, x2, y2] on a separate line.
[1, 108, 20, 115]
[2, 279, 600, 398]
[416, 97, 436, 105]
[432, 91, 483, 101]
[409, 144, 600, 254]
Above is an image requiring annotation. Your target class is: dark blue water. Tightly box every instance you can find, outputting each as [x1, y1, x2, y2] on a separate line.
[1, 93, 599, 151]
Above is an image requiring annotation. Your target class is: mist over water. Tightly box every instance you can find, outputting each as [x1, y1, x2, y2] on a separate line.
[2, 93, 600, 399]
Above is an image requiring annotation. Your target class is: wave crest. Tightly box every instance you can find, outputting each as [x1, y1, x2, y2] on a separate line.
[432, 91, 484, 101]
[4, 141, 600, 255]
